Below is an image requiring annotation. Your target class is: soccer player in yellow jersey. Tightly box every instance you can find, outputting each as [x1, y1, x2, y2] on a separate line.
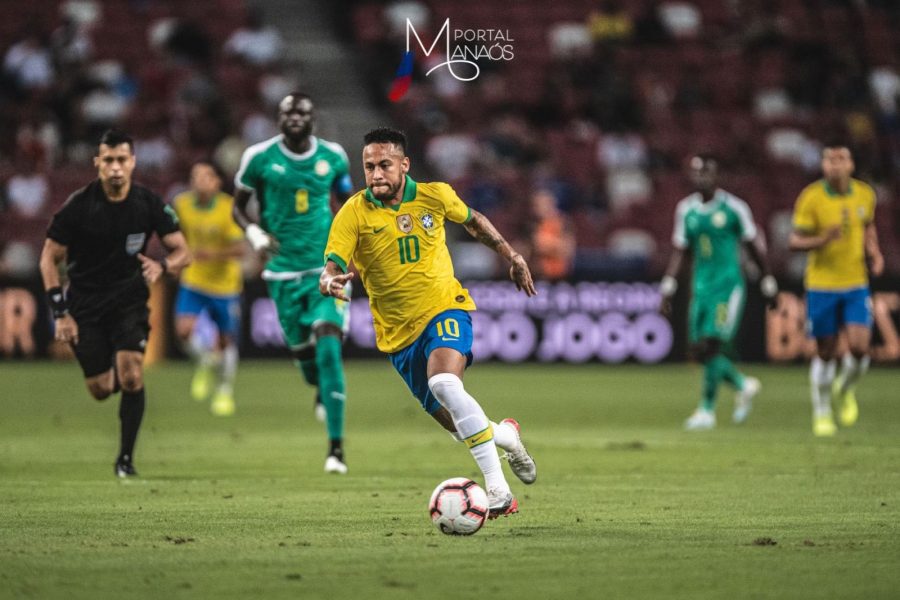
[172, 161, 246, 416]
[789, 142, 884, 436]
[320, 128, 538, 518]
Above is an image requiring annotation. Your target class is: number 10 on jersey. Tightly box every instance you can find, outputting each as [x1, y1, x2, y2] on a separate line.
[397, 235, 420, 264]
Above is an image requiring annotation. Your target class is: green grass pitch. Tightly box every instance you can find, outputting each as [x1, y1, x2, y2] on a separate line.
[1, 360, 898, 599]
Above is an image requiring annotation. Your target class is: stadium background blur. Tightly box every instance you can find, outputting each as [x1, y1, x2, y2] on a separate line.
[1, 0, 899, 365]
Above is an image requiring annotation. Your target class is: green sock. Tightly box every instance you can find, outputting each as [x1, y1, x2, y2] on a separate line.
[295, 359, 318, 387]
[713, 354, 746, 391]
[702, 358, 724, 411]
[315, 335, 346, 442]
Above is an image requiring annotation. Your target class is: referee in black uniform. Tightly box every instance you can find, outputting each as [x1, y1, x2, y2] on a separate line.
[39, 129, 191, 478]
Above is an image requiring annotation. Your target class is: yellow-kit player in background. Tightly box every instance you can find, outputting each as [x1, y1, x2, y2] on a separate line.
[172, 161, 246, 416]
[789, 141, 884, 436]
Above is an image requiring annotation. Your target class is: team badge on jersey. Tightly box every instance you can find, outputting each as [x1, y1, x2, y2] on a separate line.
[397, 214, 413, 233]
[420, 213, 435, 230]
[315, 160, 331, 176]
[857, 206, 866, 218]
[712, 211, 727, 228]
[125, 233, 146, 255]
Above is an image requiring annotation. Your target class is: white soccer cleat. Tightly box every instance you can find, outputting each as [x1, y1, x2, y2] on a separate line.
[684, 408, 716, 431]
[499, 418, 537, 484]
[733, 376, 760, 424]
[324, 454, 348, 475]
[486, 487, 518, 519]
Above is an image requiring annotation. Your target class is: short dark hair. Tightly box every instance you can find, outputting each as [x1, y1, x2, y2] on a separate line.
[822, 139, 853, 155]
[364, 127, 407, 154]
[193, 159, 225, 181]
[98, 129, 134, 152]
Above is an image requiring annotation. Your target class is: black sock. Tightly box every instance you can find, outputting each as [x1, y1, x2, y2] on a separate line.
[112, 369, 121, 394]
[329, 439, 343, 460]
[118, 388, 145, 462]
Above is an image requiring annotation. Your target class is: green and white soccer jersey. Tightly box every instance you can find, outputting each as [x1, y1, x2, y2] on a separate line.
[235, 135, 350, 274]
[672, 189, 757, 343]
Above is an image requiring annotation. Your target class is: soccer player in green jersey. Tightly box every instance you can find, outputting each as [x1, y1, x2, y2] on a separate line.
[659, 154, 778, 430]
[233, 93, 354, 473]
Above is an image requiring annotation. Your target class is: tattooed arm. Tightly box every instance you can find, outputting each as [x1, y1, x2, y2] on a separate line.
[463, 209, 537, 296]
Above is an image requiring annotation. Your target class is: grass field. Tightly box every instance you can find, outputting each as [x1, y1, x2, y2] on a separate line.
[1, 359, 899, 600]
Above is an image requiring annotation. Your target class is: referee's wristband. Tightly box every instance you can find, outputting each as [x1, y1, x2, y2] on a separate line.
[47, 287, 68, 318]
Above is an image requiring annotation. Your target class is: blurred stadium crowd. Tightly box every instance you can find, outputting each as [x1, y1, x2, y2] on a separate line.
[2, 0, 899, 283]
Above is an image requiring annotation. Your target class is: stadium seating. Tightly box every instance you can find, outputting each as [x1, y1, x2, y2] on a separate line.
[347, 0, 900, 278]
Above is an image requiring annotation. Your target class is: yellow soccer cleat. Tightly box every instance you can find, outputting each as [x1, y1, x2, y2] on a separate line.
[839, 388, 858, 427]
[210, 389, 235, 416]
[813, 414, 837, 437]
[191, 365, 214, 401]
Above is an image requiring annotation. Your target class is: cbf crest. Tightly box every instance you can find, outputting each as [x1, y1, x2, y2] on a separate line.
[396, 214, 413, 233]
[420, 212, 435, 230]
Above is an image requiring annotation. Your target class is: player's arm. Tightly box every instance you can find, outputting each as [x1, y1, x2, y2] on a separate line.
[463, 209, 536, 296]
[138, 231, 191, 284]
[232, 188, 280, 254]
[195, 240, 247, 261]
[319, 260, 354, 301]
[865, 221, 884, 277]
[659, 201, 691, 315]
[659, 247, 689, 316]
[39, 238, 79, 344]
[744, 236, 779, 307]
[788, 227, 841, 251]
[320, 202, 358, 301]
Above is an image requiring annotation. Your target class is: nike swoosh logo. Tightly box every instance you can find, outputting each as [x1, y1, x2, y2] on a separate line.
[373, 226, 386, 233]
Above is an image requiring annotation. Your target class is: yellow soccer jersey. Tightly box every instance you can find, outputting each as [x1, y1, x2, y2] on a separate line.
[173, 191, 245, 296]
[325, 176, 477, 353]
[792, 178, 875, 290]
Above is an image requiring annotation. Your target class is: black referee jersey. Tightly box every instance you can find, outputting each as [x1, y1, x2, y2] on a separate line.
[46, 180, 180, 314]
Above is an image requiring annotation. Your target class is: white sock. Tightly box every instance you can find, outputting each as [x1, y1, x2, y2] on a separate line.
[221, 343, 239, 387]
[810, 357, 836, 417]
[839, 354, 869, 394]
[491, 421, 517, 452]
[428, 373, 508, 493]
[182, 332, 206, 362]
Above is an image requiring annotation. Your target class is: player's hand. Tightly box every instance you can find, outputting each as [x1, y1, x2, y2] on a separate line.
[137, 253, 164, 284]
[246, 223, 280, 256]
[320, 271, 354, 301]
[869, 251, 884, 277]
[509, 254, 536, 296]
[822, 225, 842, 245]
[760, 275, 779, 309]
[54, 314, 79, 345]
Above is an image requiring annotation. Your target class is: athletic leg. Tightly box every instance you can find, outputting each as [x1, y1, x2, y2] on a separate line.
[115, 350, 145, 475]
[313, 323, 347, 469]
[807, 291, 839, 436]
[208, 295, 241, 416]
[834, 289, 874, 426]
[175, 287, 216, 401]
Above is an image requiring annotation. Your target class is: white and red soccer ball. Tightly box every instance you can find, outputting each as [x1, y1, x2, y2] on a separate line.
[428, 477, 489, 535]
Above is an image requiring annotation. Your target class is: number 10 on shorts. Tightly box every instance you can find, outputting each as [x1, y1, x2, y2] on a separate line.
[436, 318, 459, 338]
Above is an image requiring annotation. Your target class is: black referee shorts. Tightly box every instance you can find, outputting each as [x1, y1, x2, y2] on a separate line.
[70, 300, 150, 378]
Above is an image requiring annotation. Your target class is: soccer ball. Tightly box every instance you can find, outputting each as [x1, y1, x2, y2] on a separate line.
[428, 477, 489, 536]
